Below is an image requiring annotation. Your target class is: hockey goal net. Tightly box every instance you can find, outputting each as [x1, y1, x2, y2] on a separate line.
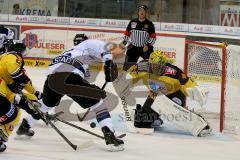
[185, 40, 240, 134]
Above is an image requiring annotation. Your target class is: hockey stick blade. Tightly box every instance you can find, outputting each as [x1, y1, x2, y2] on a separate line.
[21, 94, 78, 151]
[117, 133, 126, 139]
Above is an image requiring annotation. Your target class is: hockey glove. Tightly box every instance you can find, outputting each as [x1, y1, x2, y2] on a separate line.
[14, 94, 41, 120]
[104, 60, 118, 82]
[34, 91, 43, 100]
[8, 83, 25, 93]
[186, 86, 209, 106]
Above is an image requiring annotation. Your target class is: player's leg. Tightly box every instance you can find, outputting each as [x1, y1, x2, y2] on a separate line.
[134, 91, 163, 134]
[123, 46, 140, 71]
[134, 90, 186, 134]
[65, 73, 124, 151]
[0, 96, 21, 152]
[16, 78, 63, 136]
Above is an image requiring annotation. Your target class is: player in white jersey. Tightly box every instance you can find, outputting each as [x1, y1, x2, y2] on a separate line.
[0, 25, 14, 54]
[16, 34, 124, 151]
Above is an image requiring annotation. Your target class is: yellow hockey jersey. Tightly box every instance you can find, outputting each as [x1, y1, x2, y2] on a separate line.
[130, 63, 197, 96]
[0, 52, 35, 103]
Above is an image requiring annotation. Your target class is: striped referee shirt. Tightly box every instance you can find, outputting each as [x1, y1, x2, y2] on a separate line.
[123, 18, 156, 47]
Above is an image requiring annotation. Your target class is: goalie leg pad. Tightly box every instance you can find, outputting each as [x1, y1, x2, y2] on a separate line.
[151, 94, 210, 136]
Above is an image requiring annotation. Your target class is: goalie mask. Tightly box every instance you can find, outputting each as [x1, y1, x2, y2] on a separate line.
[73, 34, 88, 46]
[149, 50, 167, 75]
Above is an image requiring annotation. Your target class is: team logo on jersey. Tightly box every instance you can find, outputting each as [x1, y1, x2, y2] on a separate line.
[144, 24, 149, 29]
[131, 22, 137, 28]
[164, 66, 177, 75]
[52, 53, 73, 65]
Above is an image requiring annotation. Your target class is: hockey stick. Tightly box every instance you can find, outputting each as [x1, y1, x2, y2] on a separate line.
[55, 117, 126, 139]
[22, 95, 78, 150]
[78, 81, 108, 121]
[55, 117, 104, 139]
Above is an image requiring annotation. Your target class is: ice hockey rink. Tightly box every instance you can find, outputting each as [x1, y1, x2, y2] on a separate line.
[2, 66, 240, 160]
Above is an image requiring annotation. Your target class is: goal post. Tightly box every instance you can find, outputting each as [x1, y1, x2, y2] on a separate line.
[184, 39, 240, 133]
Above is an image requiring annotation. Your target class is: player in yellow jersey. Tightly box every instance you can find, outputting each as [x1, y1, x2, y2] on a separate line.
[0, 42, 42, 152]
[130, 50, 211, 136]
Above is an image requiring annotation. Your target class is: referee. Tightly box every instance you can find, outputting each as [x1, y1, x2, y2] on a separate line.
[122, 5, 156, 71]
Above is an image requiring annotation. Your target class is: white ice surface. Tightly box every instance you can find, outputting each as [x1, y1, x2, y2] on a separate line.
[1, 67, 240, 160]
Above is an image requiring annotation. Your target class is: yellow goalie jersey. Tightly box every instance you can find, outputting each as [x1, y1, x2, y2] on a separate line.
[0, 52, 36, 103]
[130, 63, 197, 97]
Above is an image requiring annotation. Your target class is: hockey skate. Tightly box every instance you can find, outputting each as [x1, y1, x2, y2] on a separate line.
[16, 118, 34, 137]
[134, 104, 162, 134]
[0, 141, 6, 152]
[198, 125, 213, 137]
[101, 126, 124, 152]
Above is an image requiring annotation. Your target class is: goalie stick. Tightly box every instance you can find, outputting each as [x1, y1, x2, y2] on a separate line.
[113, 70, 138, 133]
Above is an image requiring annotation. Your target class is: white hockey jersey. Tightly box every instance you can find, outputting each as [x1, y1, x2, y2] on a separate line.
[0, 27, 14, 48]
[48, 39, 113, 78]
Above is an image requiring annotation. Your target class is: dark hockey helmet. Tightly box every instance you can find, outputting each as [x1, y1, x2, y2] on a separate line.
[12, 43, 26, 54]
[3, 39, 14, 52]
[73, 34, 88, 46]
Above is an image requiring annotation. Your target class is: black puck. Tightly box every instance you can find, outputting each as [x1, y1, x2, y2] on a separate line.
[90, 122, 96, 128]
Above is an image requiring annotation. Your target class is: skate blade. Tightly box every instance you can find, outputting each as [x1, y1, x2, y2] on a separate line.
[107, 144, 124, 152]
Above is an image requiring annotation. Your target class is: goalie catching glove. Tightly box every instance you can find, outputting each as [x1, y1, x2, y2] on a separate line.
[14, 94, 41, 120]
[104, 60, 118, 82]
[186, 86, 209, 106]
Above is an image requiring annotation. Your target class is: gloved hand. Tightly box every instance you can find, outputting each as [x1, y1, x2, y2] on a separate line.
[14, 94, 41, 120]
[8, 83, 25, 93]
[186, 86, 209, 106]
[34, 91, 43, 100]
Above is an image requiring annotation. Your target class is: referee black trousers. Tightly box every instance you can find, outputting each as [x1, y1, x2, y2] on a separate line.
[123, 45, 153, 71]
